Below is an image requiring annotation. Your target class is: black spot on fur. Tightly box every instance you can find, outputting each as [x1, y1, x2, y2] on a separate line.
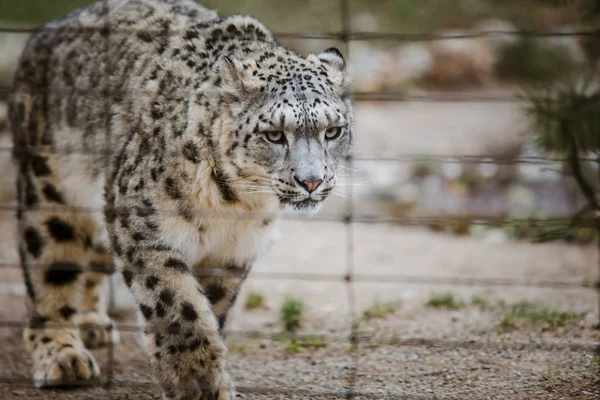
[182, 141, 200, 163]
[122, 269, 133, 287]
[205, 284, 227, 305]
[155, 333, 164, 347]
[132, 231, 147, 242]
[126, 247, 135, 262]
[188, 337, 202, 351]
[184, 29, 197, 40]
[31, 155, 52, 176]
[181, 302, 198, 321]
[217, 314, 227, 331]
[211, 167, 238, 203]
[134, 258, 146, 272]
[41, 336, 51, 344]
[105, 204, 117, 223]
[156, 302, 167, 317]
[145, 275, 159, 290]
[59, 305, 77, 320]
[24, 227, 44, 258]
[140, 304, 153, 319]
[83, 235, 92, 249]
[137, 31, 153, 43]
[45, 261, 83, 285]
[23, 177, 39, 207]
[167, 322, 181, 334]
[159, 289, 175, 305]
[165, 177, 183, 199]
[45, 217, 75, 242]
[42, 183, 65, 203]
[29, 315, 50, 328]
[164, 257, 187, 272]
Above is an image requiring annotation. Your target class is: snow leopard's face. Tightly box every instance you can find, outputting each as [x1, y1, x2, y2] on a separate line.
[217, 46, 353, 213]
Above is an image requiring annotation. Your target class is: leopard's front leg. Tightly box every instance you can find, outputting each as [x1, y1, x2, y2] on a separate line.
[106, 203, 234, 399]
[115, 245, 234, 399]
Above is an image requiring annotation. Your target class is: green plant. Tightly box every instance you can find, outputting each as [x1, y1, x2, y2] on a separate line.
[426, 293, 464, 310]
[499, 301, 583, 329]
[271, 333, 327, 354]
[244, 291, 266, 311]
[521, 67, 600, 244]
[227, 341, 255, 355]
[362, 300, 402, 320]
[280, 297, 305, 333]
[497, 38, 575, 84]
[470, 295, 489, 309]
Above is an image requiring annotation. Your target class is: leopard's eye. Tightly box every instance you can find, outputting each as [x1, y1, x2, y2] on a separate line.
[264, 131, 286, 144]
[325, 126, 342, 141]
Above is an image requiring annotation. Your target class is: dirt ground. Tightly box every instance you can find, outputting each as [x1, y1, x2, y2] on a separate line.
[1, 102, 600, 399]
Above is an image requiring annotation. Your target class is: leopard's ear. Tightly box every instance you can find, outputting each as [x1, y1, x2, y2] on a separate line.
[308, 47, 350, 89]
[217, 56, 264, 94]
[219, 56, 245, 89]
[317, 47, 346, 71]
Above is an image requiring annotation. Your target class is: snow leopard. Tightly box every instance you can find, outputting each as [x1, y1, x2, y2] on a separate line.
[8, 0, 353, 398]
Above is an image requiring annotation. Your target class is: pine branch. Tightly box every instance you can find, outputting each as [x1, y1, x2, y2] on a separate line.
[565, 124, 600, 211]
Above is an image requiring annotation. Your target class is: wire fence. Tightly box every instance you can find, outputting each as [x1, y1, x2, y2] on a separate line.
[0, 0, 599, 398]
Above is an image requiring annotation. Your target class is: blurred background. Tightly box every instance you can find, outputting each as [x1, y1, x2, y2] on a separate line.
[0, 1, 599, 399]
[1, 0, 599, 234]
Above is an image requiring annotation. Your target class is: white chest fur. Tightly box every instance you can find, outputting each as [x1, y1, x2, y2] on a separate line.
[157, 209, 280, 270]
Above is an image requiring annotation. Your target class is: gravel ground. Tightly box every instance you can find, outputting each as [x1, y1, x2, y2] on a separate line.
[1, 102, 600, 399]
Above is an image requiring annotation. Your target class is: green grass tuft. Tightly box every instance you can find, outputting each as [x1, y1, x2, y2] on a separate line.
[426, 293, 464, 310]
[470, 295, 489, 309]
[362, 300, 402, 320]
[272, 333, 328, 354]
[499, 301, 583, 329]
[280, 296, 305, 333]
[244, 291, 266, 311]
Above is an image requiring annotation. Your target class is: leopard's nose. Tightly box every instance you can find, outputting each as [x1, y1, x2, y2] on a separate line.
[295, 176, 323, 193]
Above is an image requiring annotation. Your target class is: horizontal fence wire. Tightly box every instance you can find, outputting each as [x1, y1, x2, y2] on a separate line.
[0, 262, 597, 290]
[4, 143, 600, 163]
[0, 85, 530, 102]
[1, 320, 596, 353]
[2, 134, 600, 167]
[0, 1, 599, 398]
[0, 203, 597, 227]
[0, 23, 597, 39]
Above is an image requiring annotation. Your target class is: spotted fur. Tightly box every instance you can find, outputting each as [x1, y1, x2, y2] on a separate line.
[9, 0, 353, 398]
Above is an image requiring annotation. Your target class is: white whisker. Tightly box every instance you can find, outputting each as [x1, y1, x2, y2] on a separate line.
[331, 189, 360, 201]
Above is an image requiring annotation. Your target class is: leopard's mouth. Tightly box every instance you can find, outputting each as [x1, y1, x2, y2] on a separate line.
[279, 197, 323, 213]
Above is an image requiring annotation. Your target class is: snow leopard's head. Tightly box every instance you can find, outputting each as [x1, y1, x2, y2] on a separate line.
[213, 40, 353, 213]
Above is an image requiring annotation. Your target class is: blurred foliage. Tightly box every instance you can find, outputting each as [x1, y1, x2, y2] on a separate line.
[0, 0, 582, 31]
[425, 293, 465, 309]
[499, 300, 583, 329]
[362, 299, 402, 320]
[497, 39, 576, 84]
[470, 295, 489, 309]
[271, 333, 327, 354]
[244, 291, 266, 311]
[0, 0, 95, 25]
[522, 67, 600, 155]
[350, 0, 579, 32]
[280, 296, 305, 333]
